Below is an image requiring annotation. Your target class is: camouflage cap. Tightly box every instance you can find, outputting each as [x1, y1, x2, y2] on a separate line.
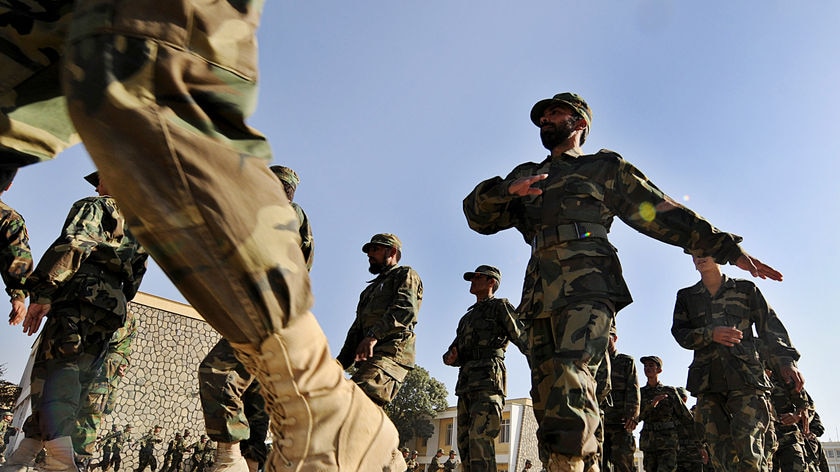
[362, 233, 402, 253]
[530, 92, 593, 142]
[463, 264, 501, 283]
[269, 165, 300, 191]
[400, 447, 410, 454]
[84, 171, 100, 187]
[640, 355, 663, 368]
[449, 450, 456, 455]
[412, 450, 418, 455]
[154, 425, 162, 429]
[436, 448, 444, 454]
[1, 410, 12, 416]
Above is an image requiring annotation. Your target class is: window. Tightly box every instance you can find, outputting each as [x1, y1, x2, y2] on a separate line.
[500, 418, 510, 444]
[446, 423, 453, 446]
[828, 449, 835, 458]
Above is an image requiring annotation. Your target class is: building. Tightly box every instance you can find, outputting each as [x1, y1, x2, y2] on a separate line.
[402, 397, 539, 472]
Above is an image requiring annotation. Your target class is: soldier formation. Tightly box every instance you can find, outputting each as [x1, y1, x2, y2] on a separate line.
[0, 18, 823, 469]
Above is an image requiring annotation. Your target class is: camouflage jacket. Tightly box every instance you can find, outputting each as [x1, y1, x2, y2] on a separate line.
[110, 310, 139, 368]
[27, 196, 148, 317]
[105, 430, 131, 452]
[671, 275, 799, 394]
[639, 382, 693, 451]
[338, 264, 423, 373]
[445, 296, 527, 396]
[463, 149, 745, 319]
[602, 351, 640, 427]
[676, 412, 705, 465]
[0, 418, 16, 446]
[138, 431, 162, 454]
[768, 373, 811, 447]
[291, 202, 314, 271]
[0, 199, 32, 302]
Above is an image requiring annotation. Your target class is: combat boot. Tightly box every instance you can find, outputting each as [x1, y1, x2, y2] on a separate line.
[547, 453, 584, 472]
[37, 437, 78, 472]
[230, 311, 405, 472]
[206, 443, 246, 472]
[0, 437, 43, 472]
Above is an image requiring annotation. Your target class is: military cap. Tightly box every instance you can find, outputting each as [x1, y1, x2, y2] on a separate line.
[154, 425, 162, 429]
[200, 434, 208, 440]
[436, 448, 444, 454]
[412, 450, 418, 455]
[525, 459, 533, 465]
[640, 355, 662, 368]
[125, 424, 133, 429]
[269, 165, 300, 190]
[362, 233, 402, 253]
[400, 447, 409, 454]
[1, 410, 12, 416]
[463, 265, 501, 283]
[84, 171, 100, 187]
[530, 92, 592, 142]
[449, 450, 456, 455]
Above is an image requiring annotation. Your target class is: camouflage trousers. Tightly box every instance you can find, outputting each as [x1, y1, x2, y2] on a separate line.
[602, 424, 636, 472]
[136, 451, 158, 472]
[350, 357, 408, 407]
[526, 301, 612, 462]
[198, 338, 269, 464]
[695, 390, 771, 472]
[456, 391, 503, 472]
[78, 343, 133, 455]
[21, 302, 122, 447]
[772, 441, 808, 472]
[641, 446, 677, 472]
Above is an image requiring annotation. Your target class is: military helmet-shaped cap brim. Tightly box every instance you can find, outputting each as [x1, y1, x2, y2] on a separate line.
[84, 171, 99, 187]
[361, 233, 402, 253]
[640, 355, 663, 368]
[463, 264, 502, 283]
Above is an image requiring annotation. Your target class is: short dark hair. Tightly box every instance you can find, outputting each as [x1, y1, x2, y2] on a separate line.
[0, 168, 18, 192]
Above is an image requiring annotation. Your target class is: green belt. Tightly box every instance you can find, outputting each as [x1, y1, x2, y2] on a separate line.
[531, 222, 608, 251]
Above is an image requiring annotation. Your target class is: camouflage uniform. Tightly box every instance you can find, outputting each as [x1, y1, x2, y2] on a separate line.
[767, 374, 810, 472]
[102, 427, 132, 472]
[638, 382, 692, 472]
[676, 404, 706, 472]
[464, 106, 746, 462]
[164, 434, 188, 472]
[19, 194, 147, 455]
[198, 185, 312, 466]
[804, 410, 828, 472]
[0, 0, 406, 469]
[600, 351, 639, 472]
[338, 244, 423, 406]
[187, 438, 212, 472]
[445, 271, 527, 472]
[0, 413, 18, 460]
[672, 275, 799, 471]
[159, 434, 181, 472]
[135, 429, 163, 472]
[76, 311, 139, 456]
[0, 199, 32, 306]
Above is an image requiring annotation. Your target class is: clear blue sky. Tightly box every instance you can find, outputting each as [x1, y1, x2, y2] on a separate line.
[3, 1, 839, 440]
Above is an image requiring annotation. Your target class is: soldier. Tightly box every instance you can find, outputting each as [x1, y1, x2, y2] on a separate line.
[671, 255, 802, 471]
[463, 92, 781, 471]
[400, 448, 410, 470]
[675, 388, 706, 472]
[427, 449, 445, 472]
[442, 450, 458, 471]
[94, 425, 120, 472]
[0, 410, 18, 463]
[187, 436, 212, 472]
[638, 356, 693, 472]
[442, 265, 527, 472]
[6, 172, 147, 472]
[135, 426, 163, 472]
[198, 165, 313, 472]
[108, 425, 133, 472]
[164, 431, 188, 472]
[522, 459, 533, 471]
[804, 409, 828, 472]
[337, 233, 423, 406]
[406, 450, 419, 472]
[0, 0, 406, 469]
[160, 432, 182, 472]
[767, 369, 809, 472]
[600, 325, 639, 472]
[0, 167, 32, 327]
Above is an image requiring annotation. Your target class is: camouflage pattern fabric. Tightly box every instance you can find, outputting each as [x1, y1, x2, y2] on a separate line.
[694, 390, 772, 472]
[768, 375, 810, 472]
[198, 338, 268, 464]
[444, 296, 526, 471]
[102, 428, 132, 472]
[163, 436, 187, 472]
[0, 416, 18, 456]
[0, 199, 32, 302]
[136, 430, 163, 472]
[639, 382, 692, 472]
[526, 301, 612, 462]
[337, 264, 422, 405]
[601, 351, 639, 472]
[19, 196, 146, 447]
[463, 148, 749, 460]
[676, 412, 705, 472]
[672, 275, 799, 471]
[76, 311, 139, 456]
[197, 200, 310, 464]
[188, 440, 213, 472]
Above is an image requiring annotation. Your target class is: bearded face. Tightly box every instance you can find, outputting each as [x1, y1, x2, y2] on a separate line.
[540, 114, 579, 151]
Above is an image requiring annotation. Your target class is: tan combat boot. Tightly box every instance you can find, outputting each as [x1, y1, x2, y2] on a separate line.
[230, 312, 405, 472]
[547, 453, 584, 472]
[37, 437, 78, 472]
[0, 437, 43, 472]
[207, 443, 247, 472]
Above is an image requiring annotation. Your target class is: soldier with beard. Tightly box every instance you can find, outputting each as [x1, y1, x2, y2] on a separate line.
[337, 233, 423, 406]
[463, 92, 782, 472]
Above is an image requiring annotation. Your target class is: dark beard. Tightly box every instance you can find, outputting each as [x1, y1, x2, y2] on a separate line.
[539, 117, 577, 150]
[368, 261, 386, 274]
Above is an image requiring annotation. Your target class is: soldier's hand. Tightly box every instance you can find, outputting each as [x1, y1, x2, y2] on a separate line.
[9, 298, 26, 325]
[22, 303, 51, 336]
[443, 347, 458, 365]
[508, 174, 548, 197]
[711, 326, 743, 347]
[735, 254, 783, 281]
[624, 417, 638, 432]
[779, 412, 800, 426]
[354, 336, 377, 362]
[779, 364, 805, 393]
[700, 448, 709, 464]
[651, 393, 668, 407]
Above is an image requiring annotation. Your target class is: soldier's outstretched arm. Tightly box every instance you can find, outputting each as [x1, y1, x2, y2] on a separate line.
[735, 254, 782, 281]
